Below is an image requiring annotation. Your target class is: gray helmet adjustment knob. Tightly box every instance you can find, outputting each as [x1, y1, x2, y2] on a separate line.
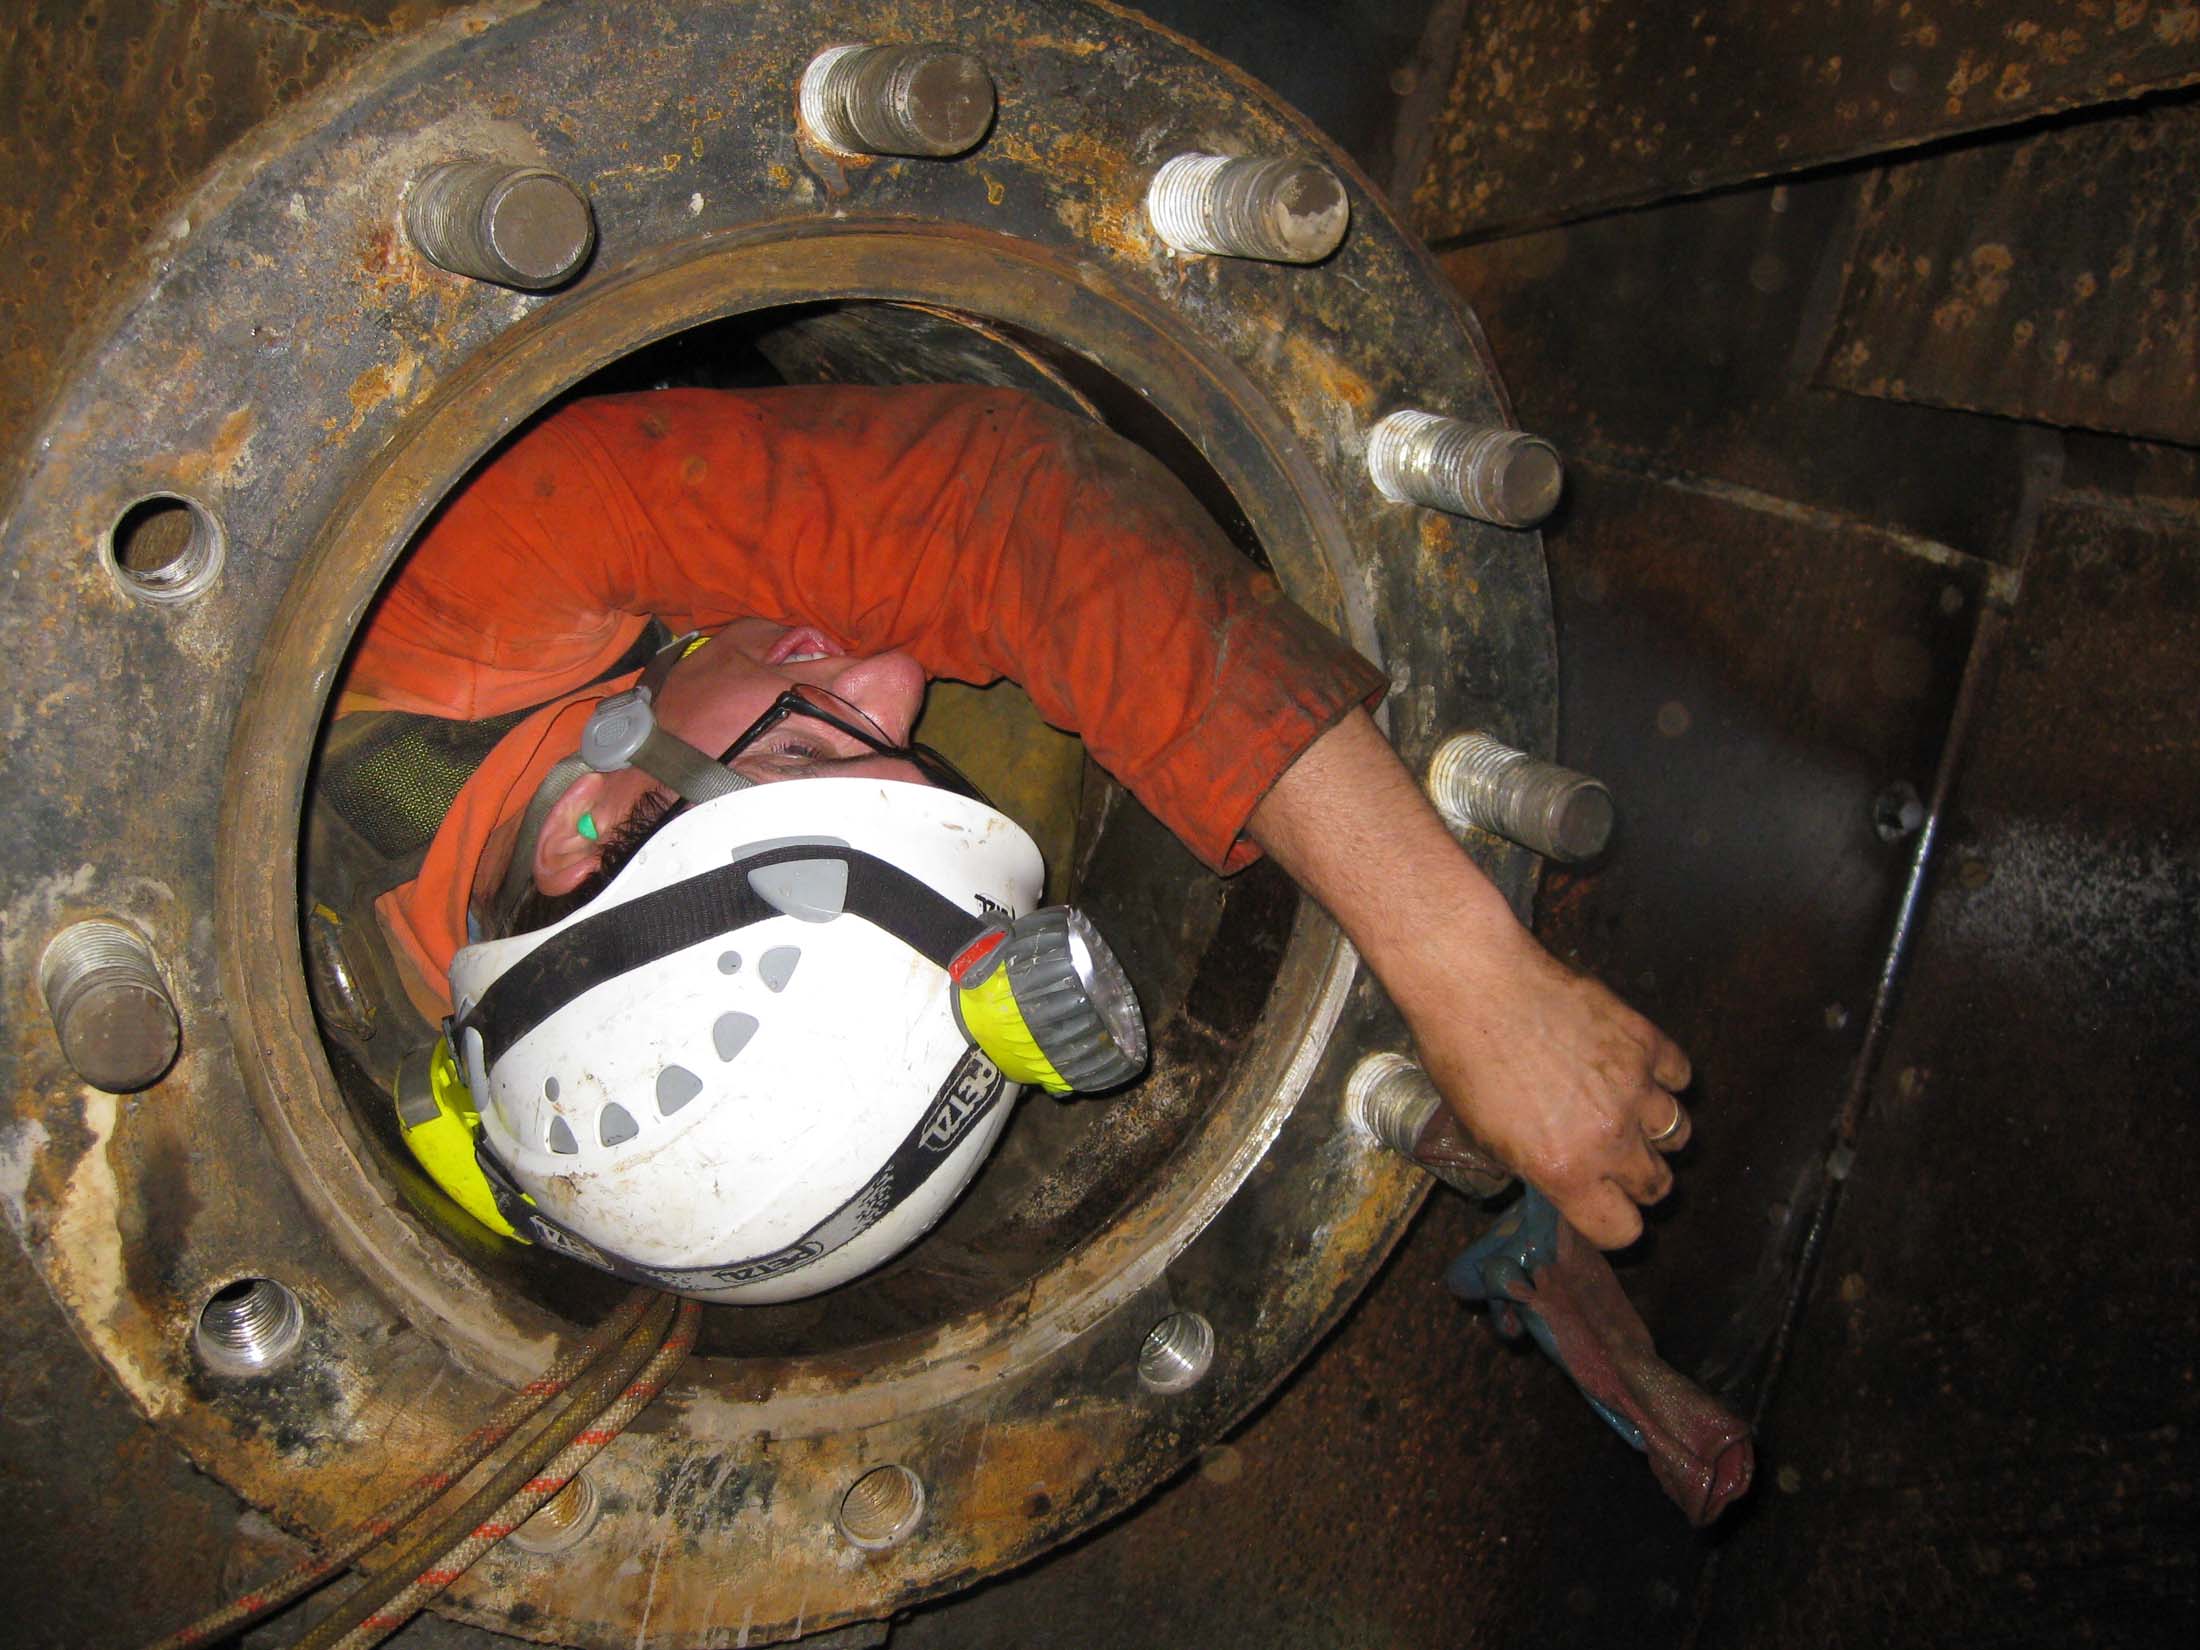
[579, 687, 750, 803]
[581, 689, 654, 772]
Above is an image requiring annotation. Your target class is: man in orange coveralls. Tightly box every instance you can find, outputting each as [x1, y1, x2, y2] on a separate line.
[339, 384, 1692, 1248]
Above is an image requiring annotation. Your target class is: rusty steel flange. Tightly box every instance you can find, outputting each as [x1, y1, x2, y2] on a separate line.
[0, 2, 1554, 1644]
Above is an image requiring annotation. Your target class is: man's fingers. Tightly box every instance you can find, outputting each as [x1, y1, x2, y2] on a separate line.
[1650, 1035, 1692, 1093]
[1643, 1092, 1692, 1154]
[1613, 1137, 1675, 1207]
[1562, 1182, 1645, 1250]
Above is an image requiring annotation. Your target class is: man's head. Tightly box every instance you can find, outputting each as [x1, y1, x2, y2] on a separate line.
[444, 774, 1059, 1302]
[521, 620, 930, 918]
[436, 633, 1147, 1306]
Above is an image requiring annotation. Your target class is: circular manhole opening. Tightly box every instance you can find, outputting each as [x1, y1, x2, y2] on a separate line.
[297, 295, 1302, 1367]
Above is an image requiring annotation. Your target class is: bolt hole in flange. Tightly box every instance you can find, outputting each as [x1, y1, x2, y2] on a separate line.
[193, 1277, 307, 1377]
[508, 1472, 602, 1555]
[106, 492, 224, 604]
[1136, 1309, 1215, 1394]
[838, 1463, 926, 1550]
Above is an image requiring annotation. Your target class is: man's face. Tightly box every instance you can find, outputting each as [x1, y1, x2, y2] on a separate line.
[588, 619, 932, 832]
[525, 620, 936, 902]
[651, 619, 929, 774]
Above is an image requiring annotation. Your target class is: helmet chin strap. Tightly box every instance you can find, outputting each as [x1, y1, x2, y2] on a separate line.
[489, 634, 751, 933]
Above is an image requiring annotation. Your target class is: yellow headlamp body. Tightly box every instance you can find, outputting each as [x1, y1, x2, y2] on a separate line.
[394, 1036, 528, 1240]
[956, 964, 1073, 1094]
[949, 909, 1147, 1097]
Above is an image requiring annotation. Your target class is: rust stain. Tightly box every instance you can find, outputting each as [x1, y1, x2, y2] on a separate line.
[210, 405, 255, 474]
[348, 361, 397, 414]
[1412, 1, 2200, 241]
[1820, 100, 2199, 445]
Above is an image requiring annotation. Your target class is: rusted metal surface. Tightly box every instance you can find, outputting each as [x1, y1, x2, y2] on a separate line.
[0, 1230, 246, 1643]
[1441, 169, 2044, 561]
[0, 1, 478, 502]
[0, 2, 1557, 1643]
[1819, 99, 2200, 446]
[1138, 0, 1439, 187]
[1411, 0, 2200, 244]
[1693, 491, 2200, 1650]
[897, 1186, 1571, 1650]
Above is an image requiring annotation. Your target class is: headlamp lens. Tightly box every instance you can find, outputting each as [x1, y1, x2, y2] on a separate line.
[1063, 908, 1145, 1070]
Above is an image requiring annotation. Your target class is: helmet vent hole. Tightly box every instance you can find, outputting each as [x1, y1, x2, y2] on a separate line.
[544, 1076, 560, 1101]
[759, 946, 801, 992]
[656, 1065, 703, 1115]
[716, 950, 743, 975]
[838, 1464, 925, 1550]
[1136, 1310, 1216, 1395]
[712, 1012, 759, 1065]
[598, 1103, 640, 1147]
[194, 1277, 306, 1376]
[547, 1116, 579, 1155]
[107, 492, 224, 605]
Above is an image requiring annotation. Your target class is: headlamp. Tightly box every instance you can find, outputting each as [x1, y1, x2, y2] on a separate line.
[950, 907, 1147, 1095]
[393, 1036, 525, 1240]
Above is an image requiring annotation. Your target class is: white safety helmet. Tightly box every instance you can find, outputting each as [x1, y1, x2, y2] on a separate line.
[432, 777, 1145, 1303]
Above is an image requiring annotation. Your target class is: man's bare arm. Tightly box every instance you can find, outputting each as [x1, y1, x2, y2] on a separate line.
[1248, 709, 1692, 1248]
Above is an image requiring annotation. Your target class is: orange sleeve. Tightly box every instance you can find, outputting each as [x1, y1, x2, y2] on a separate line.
[348, 385, 1386, 873]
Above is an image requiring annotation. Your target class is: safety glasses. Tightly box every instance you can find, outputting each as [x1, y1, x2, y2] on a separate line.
[715, 686, 990, 805]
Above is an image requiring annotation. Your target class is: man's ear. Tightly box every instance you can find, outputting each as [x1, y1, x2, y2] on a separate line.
[535, 771, 613, 897]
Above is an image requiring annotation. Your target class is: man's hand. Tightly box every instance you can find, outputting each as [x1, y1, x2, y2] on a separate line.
[1397, 919, 1691, 1246]
[1249, 711, 1692, 1248]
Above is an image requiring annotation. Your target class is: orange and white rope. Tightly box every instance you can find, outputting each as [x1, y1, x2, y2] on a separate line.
[331, 1298, 702, 1650]
[142, 1287, 653, 1650]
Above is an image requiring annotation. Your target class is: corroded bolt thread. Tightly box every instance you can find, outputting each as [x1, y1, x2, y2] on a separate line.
[194, 1278, 307, 1377]
[1136, 1311, 1216, 1395]
[509, 1472, 602, 1554]
[405, 161, 596, 290]
[1345, 1052, 1443, 1158]
[1145, 153, 1350, 263]
[39, 919, 180, 1092]
[1347, 1053, 1514, 1198]
[799, 43, 997, 157]
[1367, 409, 1564, 528]
[1428, 732, 1615, 862]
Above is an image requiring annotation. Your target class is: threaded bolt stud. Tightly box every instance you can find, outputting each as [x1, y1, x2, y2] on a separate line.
[1428, 733, 1615, 862]
[1346, 1052, 1443, 1157]
[40, 920, 181, 1092]
[799, 43, 997, 157]
[405, 161, 595, 290]
[1367, 410, 1564, 528]
[1145, 153, 1350, 264]
[1346, 1053, 1514, 1198]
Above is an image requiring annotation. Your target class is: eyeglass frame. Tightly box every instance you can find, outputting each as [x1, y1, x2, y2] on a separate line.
[712, 685, 991, 806]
